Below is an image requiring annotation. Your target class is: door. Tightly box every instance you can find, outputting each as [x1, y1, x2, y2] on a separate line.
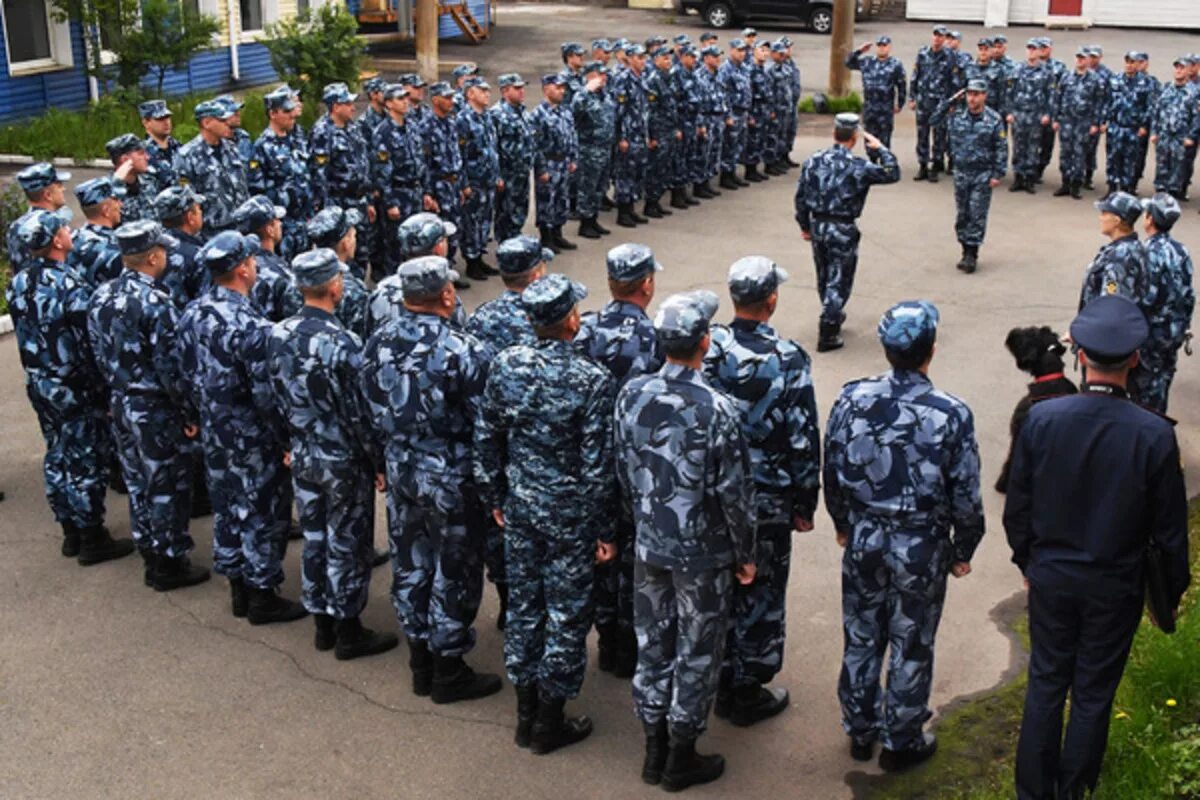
[1048, 0, 1083, 15]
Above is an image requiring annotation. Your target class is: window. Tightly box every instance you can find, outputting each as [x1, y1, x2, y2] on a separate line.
[296, 0, 308, 15]
[239, 0, 263, 31]
[1, 0, 73, 73]
[182, 0, 200, 15]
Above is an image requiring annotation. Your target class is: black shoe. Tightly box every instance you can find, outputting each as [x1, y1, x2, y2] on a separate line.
[617, 203, 639, 228]
[703, 179, 722, 197]
[453, 278, 472, 290]
[927, 166, 939, 184]
[643, 201, 664, 219]
[246, 586, 308, 625]
[61, 523, 80, 558]
[478, 259, 500, 276]
[372, 547, 389, 568]
[495, 581, 509, 631]
[150, 555, 211, 592]
[530, 696, 593, 755]
[719, 172, 740, 191]
[314, 614, 337, 652]
[956, 246, 971, 272]
[685, 189, 701, 206]
[578, 217, 602, 239]
[1084, 177, 1094, 191]
[630, 204, 649, 224]
[669, 187, 691, 208]
[850, 735, 877, 762]
[879, 733, 938, 772]
[1071, 183, 1083, 199]
[691, 182, 709, 199]
[735, 172, 751, 187]
[230, 577, 249, 618]
[765, 162, 787, 176]
[660, 734, 725, 792]
[540, 228, 562, 254]
[1053, 184, 1072, 197]
[601, 195, 615, 211]
[431, 654, 502, 704]
[1025, 179, 1037, 195]
[962, 246, 978, 274]
[465, 257, 492, 280]
[1008, 176, 1025, 192]
[552, 226, 578, 250]
[913, 164, 929, 182]
[76, 525, 136, 566]
[335, 616, 400, 661]
[786, 156, 801, 168]
[817, 322, 844, 353]
[597, 624, 618, 673]
[410, 640, 433, 696]
[594, 217, 612, 234]
[744, 165, 766, 183]
[515, 685, 538, 748]
[729, 684, 790, 727]
[642, 720, 669, 785]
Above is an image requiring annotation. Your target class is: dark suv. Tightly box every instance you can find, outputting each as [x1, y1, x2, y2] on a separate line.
[683, 0, 834, 34]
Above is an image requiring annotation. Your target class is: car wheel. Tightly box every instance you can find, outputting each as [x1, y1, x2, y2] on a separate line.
[808, 6, 833, 33]
[704, 1, 734, 28]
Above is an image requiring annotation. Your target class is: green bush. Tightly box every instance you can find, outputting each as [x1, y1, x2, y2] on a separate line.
[0, 180, 25, 315]
[263, 6, 368, 109]
[797, 92, 864, 114]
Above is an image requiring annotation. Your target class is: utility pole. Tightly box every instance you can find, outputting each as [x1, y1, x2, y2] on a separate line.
[416, 0, 439, 84]
[828, 0, 855, 97]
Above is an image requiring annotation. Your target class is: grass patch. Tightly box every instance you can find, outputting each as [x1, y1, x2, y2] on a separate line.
[797, 91, 863, 114]
[866, 499, 1200, 800]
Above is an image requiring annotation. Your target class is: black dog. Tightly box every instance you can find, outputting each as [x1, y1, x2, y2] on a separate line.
[995, 326, 1078, 493]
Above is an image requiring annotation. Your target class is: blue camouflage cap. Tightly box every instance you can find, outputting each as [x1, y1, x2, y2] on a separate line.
[363, 76, 387, 94]
[654, 290, 718, 346]
[1027, 38, 1041, 49]
[591, 38, 613, 52]
[521, 273, 587, 327]
[453, 62, 480, 78]
[154, 185, 205, 220]
[105, 133, 144, 163]
[560, 42, 585, 57]
[1173, 55, 1190, 67]
[948, 30, 962, 40]
[1094, 191, 1142, 226]
[612, 38, 632, 51]
[650, 46, 672, 59]
[428, 81, 456, 98]
[542, 73, 567, 86]
[1133, 52, 1148, 61]
[199, 230, 258, 275]
[15, 208, 72, 250]
[978, 37, 993, 47]
[1124, 50, 1138, 61]
[194, 99, 234, 121]
[462, 76, 491, 91]
[992, 35, 1007, 44]
[627, 44, 647, 57]
[769, 41, 787, 53]
[606, 242, 662, 282]
[138, 99, 172, 119]
[399, 255, 459, 298]
[779, 35, 793, 47]
[214, 94, 244, 112]
[497, 235, 553, 275]
[74, 177, 125, 207]
[322, 82, 358, 106]
[498, 72, 527, 88]
[383, 83, 409, 101]
[1070, 295, 1148, 364]
[233, 195, 286, 234]
[741, 27, 757, 36]
[728, 256, 788, 303]
[291, 248, 349, 289]
[699, 32, 718, 43]
[878, 300, 939, 353]
[933, 24, 950, 35]
[645, 35, 668, 48]
[583, 61, 608, 75]
[729, 38, 747, 50]
[114, 219, 177, 255]
[16, 162, 70, 193]
[966, 78, 988, 92]
[1141, 192, 1181, 230]
[398, 212, 457, 256]
[264, 85, 298, 112]
[1086, 45, 1102, 56]
[681, 45, 700, 57]
[306, 206, 363, 248]
[876, 35, 892, 45]
[834, 112, 861, 132]
[702, 45, 722, 58]
[398, 72, 427, 87]
[673, 34, 691, 45]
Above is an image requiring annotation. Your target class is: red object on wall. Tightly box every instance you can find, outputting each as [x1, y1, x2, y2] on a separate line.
[1048, 0, 1083, 15]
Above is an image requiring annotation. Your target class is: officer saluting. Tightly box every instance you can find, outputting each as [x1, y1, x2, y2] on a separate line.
[1004, 295, 1190, 800]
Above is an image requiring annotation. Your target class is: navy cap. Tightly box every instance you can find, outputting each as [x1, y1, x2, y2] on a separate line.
[398, 72, 427, 88]
[1124, 50, 1138, 61]
[452, 62, 480, 79]
[105, 133, 144, 163]
[741, 27, 757, 36]
[233, 196, 286, 234]
[1070, 295, 1148, 364]
[462, 76, 491, 91]
[673, 34, 691, 45]
[1074, 47, 1089, 57]
[194, 99, 234, 121]
[16, 162, 70, 193]
[627, 44, 647, 57]
[612, 38, 632, 51]
[779, 36, 793, 47]
[702, 45, 722, 58]
[729, 38, 747, 50]
[497, 72, 526, 88]
[1141, 192, 1181, 230]
[878, 300, 939, 353]
[398, 212, 457, 256]
[138, 99, 172, 119]
[933, 24, 950, 35]
[966, 78, 989, 92]
[428, 81, 456, 98]
[876, 35, 892, 45]
[978, 37, 993, 47]
[699, 32, 718, 42]
[770, 41, 787, 53]
[496, 235, 553, 275]
[214, 94, 244, 112]
[199, 230, 257, 275]
[834, 112, 861, 131]
[560, 42, 585, 57]
[1174, 56, 1189, 67]
[306, 207, 363, 248]
[521, 273, 587, 327]
[321, 82, 358, 105]
[1038, 36, 1053, 46]
[541, 73, 567, 86]
[654, 290, 718, 346]
[591, 38, 612, 51]
[1087, 45, 1103, 56]
[154, 185, 205, 221]
[650, 46, 672, 59]
[75, 177, 125, 207]
[1027, 38, 1041, 48]
[114, 219, 177, 255]
[363, 76, 387, 94]
[583, 61, 608, 76]
[644, 35, 668, 48]
[264, 85, 298, 112]
[728, 256, 788, 304]
[383, 83, 409, 101]
[1133, 52, 1149, 62]
[948, 30, 962, 40]
[1094, 191, 1142, 226]
[606, 242, 662, 282]
[15, 208, 72, 250]
[993, 35, 1007, 44]
[291, 248, 349, 289]
[399, 255, 459, 298]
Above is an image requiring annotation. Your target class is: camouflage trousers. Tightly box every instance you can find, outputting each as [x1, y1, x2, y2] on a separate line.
[863, 109, 895, 149]
[26, 381, 108, 528]
[504, 500, 595, 699]
[644, 139, 674, 202]
[839, 525, 950, 751]
[783, 100, 799, 153]
[1154, 136, 1190, 194]
[613, 142, 648, 204]
[484, 516, 506, 586]
[765, 111, 787, 164]
[1104, 126, 1143, 191]
[743, 114, 770, 165]
[1136, 134, 1151, 182]
[633, 560, 733, 739]
[1129, 349, 1179, 414]
[495, 173, 531, 242]
[115, 394, 194, 558]
[1038, 122, 1057, 174]
[1184, 141, 1197, 193]
[535, 162, 572, 229]
[430, 178, 465, 261]
[575, 146, 612, 219]
[686, 128, 712, 185]
[294, 453, 375, 619]
[723, 523, 792, 688]
[381, 188, 428, 276]
[1085, 127, 1101, 178]
[721, 115, 748, 173]
[593, 516, 635, 636]
[1057, 120, 1091, 184]
[915, 106, 948, 167]
[953, 171, 994, 247]
[385, 466, 484, 657]
[809, 219, 861, 327]
[461, 184, 496, 260]
[203, 431, 292, 588]
[671, 129, 691, 188]
[1011, 113, 1047, 179]
[705, 115, 725, 179]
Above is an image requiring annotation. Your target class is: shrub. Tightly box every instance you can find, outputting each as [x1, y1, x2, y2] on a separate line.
[797, 92, 864, 114]
[0, 180, 27, 315]
[263, 6, 369, 108]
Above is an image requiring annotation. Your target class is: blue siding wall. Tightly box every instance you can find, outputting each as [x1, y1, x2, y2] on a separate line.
[436, 0, 493, 39]
[149, 41, 277, 97]
[0, 21, 92, 123]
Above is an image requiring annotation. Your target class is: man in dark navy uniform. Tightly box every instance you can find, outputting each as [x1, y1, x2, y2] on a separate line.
[1003, 294, 1190, 800]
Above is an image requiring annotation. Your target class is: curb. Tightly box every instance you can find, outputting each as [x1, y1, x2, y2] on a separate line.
[0, 314, 12, 335]
[0, 154, 109, 169]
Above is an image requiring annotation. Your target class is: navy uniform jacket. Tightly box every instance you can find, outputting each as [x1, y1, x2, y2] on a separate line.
[794, 143, 900, 230]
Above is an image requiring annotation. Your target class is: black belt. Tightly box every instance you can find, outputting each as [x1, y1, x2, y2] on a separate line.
[545, 153, 567, 160]
[121, 387, 171, 399]
[438, 174, 459, 183]
[813, 213, 855, 223]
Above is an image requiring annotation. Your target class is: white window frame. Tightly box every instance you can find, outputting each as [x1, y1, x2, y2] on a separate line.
[237, 0, 277, 39]
[0, 0, 74, 76]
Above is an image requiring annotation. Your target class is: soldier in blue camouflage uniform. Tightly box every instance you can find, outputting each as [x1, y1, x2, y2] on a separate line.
[615, 290, 756, 791]
[717, 40, 752, 189]
[931, 81, 1007, 273]
[176, 231, 306, 624]
[699, 45, 730, 191]
[966, 38, 1007, 117]
[1078, 192, 1147, 312]
[458, 78, 505, 279]
[532, 74, 579, 250]
[174, 99, 249, 235]
[400, 73, 433, 139]
[139, 99, 180, 194]
[69, 179, 125, 287]
[611, 45, 651, 227]
[310, 83, 374, 275]
[360, 256, 502, 704]
[451, 62, 480, 116]
[558, 42, 587, 216]
[1105, 53, 1156, 195]
[248, 86, 312, 261]
[214, 95, 254, 166]
[8, 210, 133, 564]
[846, 35, 907, 149]
[668, 47, 704, 206]
[88, 220, 209, 589]
[910, 26, 955, 182]
[306, 208, 370, 339]
[1150, 58, 1200, 199]
[424, 81, 468, 265]
[824, 300, 984, 772]
[474, 273, 615, 754]
[105, 134, 158, 224]
[1082, 47, 1114, 190]
[779, 37, 802, 168]
[233, 196, 302, 322]
[704, 257, 819, 729]
[155, 186, 210, 308]
[1007, 40, 1054, 193]
[491, 73, 537, 243]
[373, 84, 436, 278]
[7, 163, 70, 275]
[266, 248, 399, 660]
[1132, 194, 1196, 413]
[1050, 49, 1105, 198]
[359, 76, 388, 139]
[573, 62, 617, 239]
[367, 213, 469, 334]
[1034, 38, 1069, 181]
[795, 113, 901, 352]
[744, 42, 774, 183]
[763, 42, 794, 175]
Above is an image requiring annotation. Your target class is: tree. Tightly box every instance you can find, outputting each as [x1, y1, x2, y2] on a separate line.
[263, 5, 368, 107]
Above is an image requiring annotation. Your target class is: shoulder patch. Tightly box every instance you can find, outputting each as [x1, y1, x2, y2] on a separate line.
[315, 154, 328, 165]
[248, 159, 260, 170]
[377, 150, 390, 162]
[1105, 280, 1118, 295]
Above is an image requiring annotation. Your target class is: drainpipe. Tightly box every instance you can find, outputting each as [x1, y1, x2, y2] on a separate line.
[228, 1, 241, 81]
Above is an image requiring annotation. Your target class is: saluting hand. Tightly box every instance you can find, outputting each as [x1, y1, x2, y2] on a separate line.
[735, 563, 757, 585]
[862, 131, 883, 150]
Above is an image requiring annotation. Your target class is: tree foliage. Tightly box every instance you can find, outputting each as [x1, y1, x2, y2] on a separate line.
[262, 5, 368, 107]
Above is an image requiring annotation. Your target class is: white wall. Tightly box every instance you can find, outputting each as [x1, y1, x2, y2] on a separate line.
[906, 0, 988, 21]
[909, 0, 1200, 27]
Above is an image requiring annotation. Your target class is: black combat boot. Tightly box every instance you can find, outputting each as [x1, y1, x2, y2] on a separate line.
[962, 245, 979, 274]
[913, 164, 929, 182]
[1053, 183, 1072, 197]
[465, 256, 492, 280]
[719, 171, 740, 190]
[702, 179, 721, 197]
[495, 581, 509, 631]
[817, 322, 844, 353]
[1084, 173, 1094, 191]
[691, 182, 711, 200]
[578, 217, 603, 239]
[530, 696, 593, 755]
[334, 616, 399, 661]
[596, 624, 619, 673]
[553, 226, 578, 249]
[879, 732, 938, 772]
[76, 524, 136, 566]
[149, 554, 211, 592]
[140, 548, 155, 586]
[849, 734, 877, 762]
[669, 187, 691, 208]
[927, 163, 940, 183]
[540, 227, 561, 254]
[660, 733, 725, 791]
[714, 673, 734, 719]
[612, 628, 637, 679]
[735, 170, 751, 187]
[514, 685, 538, 748]
[594, 216, 613, 234]
[409, 640, 433, 696]
[786, 155, 801, 168]
[313, 613, 336, 652]
[729, 684, 790, 727]
[431, 653, 502, 704]
[1009, 176, 1025, 192]
[61, 523, 80, 558]
[744, 164, 766, 183]
[246, 586, 308, 625]
[453, 276, 472, 290]
[229, 577, 249, 618]
[643, 199, 664, 219]
[641, 720, 669, 785]
[601, 194, 616, 211]
[1070, 182, 1083, 199]
[765, 161, 787, 176]
[616, 203, 639, 228]
[1024, 177, 1037, 194]
[630, 204, 649, 224]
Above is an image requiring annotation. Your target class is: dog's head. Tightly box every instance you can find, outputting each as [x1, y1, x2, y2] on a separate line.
[1005, 326, 1067, 377]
